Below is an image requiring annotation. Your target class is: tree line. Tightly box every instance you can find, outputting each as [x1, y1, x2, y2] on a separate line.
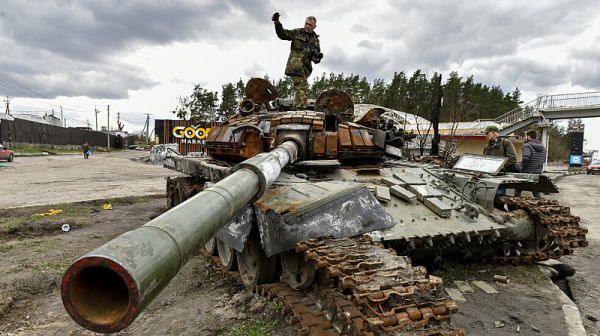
[172, 70, 523, 123]
[172, 69, 583, 162]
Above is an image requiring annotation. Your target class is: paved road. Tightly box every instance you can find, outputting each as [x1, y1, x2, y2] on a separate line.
[552, 174, 600, 335]
[0, 150, 185, 208]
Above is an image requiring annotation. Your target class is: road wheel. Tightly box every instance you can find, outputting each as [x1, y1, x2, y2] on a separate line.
[205, 237, 218, 256]
[217, 239, 238, 271]
[281, 250, 315, 289]
[7, 153, 13, 162]
[237, 234, 277, 286]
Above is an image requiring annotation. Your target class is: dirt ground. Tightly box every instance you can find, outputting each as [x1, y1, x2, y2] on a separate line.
[0, 151, 592, 335]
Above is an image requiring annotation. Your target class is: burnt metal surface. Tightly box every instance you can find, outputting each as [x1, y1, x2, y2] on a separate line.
[214, 205, 254, 252]
[255, 182, 396, 257]
[245, 78, 279, 105]
[315, 89, 355, 123]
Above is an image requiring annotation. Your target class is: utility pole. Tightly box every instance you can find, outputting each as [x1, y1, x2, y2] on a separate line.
[3, 96, 9, 115]
[95, 106, 100, 132]
[145, 113, 151, 145]
[107, 105, 110, 151]
[117, 112, 121, 130]
[61, 105, 64, 127]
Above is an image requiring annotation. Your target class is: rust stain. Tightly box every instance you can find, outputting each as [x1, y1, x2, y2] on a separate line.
[325, 133, 338, 157]
[314, 133, 326, 155]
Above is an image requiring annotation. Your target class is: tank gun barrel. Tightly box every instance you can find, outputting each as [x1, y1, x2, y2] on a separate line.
[61, 141, 299, 333]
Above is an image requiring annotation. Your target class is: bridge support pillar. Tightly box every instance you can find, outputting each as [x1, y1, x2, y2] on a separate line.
[540, 124, 549, 171]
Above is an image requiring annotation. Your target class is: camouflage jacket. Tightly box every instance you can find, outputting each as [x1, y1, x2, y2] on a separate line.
[483, 137, 517, 168]
[275, 22, 320, 77]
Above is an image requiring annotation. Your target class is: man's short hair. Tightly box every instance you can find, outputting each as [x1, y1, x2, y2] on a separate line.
[306, 16, 317, 24]
[526, 129, 538, 139]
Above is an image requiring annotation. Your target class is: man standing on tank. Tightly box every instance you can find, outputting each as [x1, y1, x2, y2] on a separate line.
[272, 13, 321, 110]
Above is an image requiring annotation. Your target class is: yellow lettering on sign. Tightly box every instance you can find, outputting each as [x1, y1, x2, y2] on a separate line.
[172, 125, 211, 139]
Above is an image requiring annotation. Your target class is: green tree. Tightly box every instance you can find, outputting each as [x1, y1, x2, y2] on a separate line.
[274, 77, 294, 99]
[173, 95, 189, 120]
[183, 85, 219, 121]
[236, 78, 246, 101]
[218, 83, 237, 121]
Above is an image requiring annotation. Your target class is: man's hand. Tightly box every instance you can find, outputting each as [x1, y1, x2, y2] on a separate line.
[271, 12, 280, 23]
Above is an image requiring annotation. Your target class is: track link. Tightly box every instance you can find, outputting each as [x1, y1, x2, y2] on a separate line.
[203, 236, 464, 336]
[487, 196, 588, 265]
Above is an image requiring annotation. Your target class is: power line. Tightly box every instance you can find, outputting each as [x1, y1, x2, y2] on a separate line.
[0, 73, 88, 115]
[0, 71, 85, 109]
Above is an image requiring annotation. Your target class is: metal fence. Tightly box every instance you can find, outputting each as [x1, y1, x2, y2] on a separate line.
[0, 117, 133, 148]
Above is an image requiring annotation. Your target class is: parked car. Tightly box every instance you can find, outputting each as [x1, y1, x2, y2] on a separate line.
[587, 160, 600, 174]
[0, 144, 14, 162]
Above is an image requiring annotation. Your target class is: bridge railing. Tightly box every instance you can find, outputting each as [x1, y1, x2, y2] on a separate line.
[474, 99, 538, 127]
[475, 91, 600, 130]
[537, 91, 600, 109]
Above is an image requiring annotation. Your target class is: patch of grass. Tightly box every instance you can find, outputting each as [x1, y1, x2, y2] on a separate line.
[12, 148, 79, 154]
[0, 244, 14, 252]
[89, 235, 104, 240]
[20, 252, 74, 272]
[21, 240, 43, 248]
[439, 260, 479, 281]
[218, 317, 279, 336]
[512, 264, 547, 284]
[271, 299, 283, 311]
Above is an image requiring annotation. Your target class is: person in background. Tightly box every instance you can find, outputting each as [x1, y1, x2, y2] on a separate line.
[515, 129, 546, 198]
[82, 142, 90, 159]
[483, 125, 517, 195]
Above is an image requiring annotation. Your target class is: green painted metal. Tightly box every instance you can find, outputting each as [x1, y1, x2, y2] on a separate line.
[62, 142, 297, 332]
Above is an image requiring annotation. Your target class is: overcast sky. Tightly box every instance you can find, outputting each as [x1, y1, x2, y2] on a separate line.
[1, 0, 600, 151]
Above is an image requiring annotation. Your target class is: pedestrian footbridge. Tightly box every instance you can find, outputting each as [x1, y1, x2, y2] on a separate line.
[478, 91, 600, 136]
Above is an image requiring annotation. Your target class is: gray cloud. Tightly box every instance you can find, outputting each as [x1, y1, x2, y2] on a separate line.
[243, 62, 268, 79]
[570, 40, 600, 89]
[0, 0, 274, 99]
[357, 40, 383, 52]
[350, 24, 371, 34]
[460, 56, 571, 98]
[321, 0, 600, 95]
[325, 45, 391, 78]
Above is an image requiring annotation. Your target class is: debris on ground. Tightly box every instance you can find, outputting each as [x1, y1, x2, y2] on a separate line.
[31, 209, 62, 217]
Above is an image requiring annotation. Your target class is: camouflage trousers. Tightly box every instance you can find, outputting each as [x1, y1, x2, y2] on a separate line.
[291, 75, 308, 110]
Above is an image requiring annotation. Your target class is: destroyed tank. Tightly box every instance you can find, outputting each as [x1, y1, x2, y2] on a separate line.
[61, 78, 587, 336]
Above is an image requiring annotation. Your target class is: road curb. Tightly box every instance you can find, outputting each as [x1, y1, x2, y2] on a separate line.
[550, 171, 586, 182]
[539, 261, 587, 336]
[553, 282, 587, 336]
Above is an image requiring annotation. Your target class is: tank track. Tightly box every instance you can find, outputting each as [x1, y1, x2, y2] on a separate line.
[486, 196, 588, 265]
[203, 236, 464, 336]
